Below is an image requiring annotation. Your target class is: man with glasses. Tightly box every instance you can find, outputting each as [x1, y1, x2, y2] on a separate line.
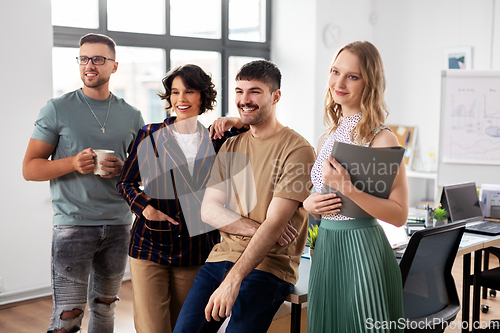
[23, 33, 144, 333]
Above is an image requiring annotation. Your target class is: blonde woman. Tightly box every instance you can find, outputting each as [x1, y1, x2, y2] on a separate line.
[304, 41, 408, 332]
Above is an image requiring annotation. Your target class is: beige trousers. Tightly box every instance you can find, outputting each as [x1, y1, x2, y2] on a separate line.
[129, 257, 202, 333]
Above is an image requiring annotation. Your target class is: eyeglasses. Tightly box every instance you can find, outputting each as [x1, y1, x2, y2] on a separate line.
[76, 56, 115, 66]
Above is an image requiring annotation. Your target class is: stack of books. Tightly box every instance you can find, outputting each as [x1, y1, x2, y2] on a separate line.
[406, 207, 426, 235]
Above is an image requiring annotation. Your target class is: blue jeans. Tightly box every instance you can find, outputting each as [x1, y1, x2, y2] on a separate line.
[48, 225, 130, 333]
[173, 261, 293, 333]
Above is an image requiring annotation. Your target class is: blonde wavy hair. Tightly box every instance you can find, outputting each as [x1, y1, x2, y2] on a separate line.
[324, 41, 388, 145]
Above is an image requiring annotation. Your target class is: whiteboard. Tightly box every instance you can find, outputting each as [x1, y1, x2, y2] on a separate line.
[438, 70, 500, 187]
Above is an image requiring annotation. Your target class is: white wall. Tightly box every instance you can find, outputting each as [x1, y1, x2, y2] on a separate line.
[273, 0, 375, 149]
[275, 0, 500, 169]
[374, 0, 500, 170]
[272, 0, 318, 147]
[494, 1, 500, 69]
[312, 0, 375, 147]
[0, 0, 54, 303]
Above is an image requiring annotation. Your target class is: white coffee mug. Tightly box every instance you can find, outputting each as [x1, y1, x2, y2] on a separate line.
[94, 149, 115, 176]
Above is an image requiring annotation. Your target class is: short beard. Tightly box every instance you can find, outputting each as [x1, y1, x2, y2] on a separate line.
[82, 75, 109, 89]
[239, 104, 270, 126]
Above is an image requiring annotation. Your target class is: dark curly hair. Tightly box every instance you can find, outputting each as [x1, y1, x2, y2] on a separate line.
[159, 64, 217, 115]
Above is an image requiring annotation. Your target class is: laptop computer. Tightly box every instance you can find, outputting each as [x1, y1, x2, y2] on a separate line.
[441, 182, 500, 236]
[378, 219, 409, 258]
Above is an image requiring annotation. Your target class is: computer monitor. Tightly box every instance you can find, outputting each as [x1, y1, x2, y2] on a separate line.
[440, 182, 484, 223]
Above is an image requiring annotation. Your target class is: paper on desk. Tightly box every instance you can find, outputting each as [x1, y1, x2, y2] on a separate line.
[378, 219, 409, 249]
[460, 234, 488, 247]
[301, 245, 311, 259]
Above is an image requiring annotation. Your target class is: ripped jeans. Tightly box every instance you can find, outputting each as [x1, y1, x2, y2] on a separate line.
[48, 225, 130, 333]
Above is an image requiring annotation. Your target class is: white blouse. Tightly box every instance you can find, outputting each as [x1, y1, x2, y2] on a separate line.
[172, 130, 201, 175]
[310, 112, 386, 221]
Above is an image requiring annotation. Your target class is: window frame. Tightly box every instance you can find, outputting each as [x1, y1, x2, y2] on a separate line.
[53, 0, 271, 117]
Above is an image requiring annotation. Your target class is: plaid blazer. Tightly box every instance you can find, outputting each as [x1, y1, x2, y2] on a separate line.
[117, 116, 247, 266]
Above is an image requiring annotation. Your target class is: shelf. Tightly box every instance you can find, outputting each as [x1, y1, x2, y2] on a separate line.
[407, 170, 437, 180]
[406, 171, 439, 207]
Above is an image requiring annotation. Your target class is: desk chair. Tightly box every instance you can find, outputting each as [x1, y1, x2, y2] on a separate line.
[399, 222, 466, 332]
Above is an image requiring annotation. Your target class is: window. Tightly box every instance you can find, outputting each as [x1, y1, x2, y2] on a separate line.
[52, 0, 271, 126]
[170, 0, 221, 39]
[51, 0, 99, 29]
[52, 47, 82, 97]
[110, 47, 165, 124]
[107, 0, 166, 35]
[171, 49, 222, 125]
[52, 46, 165, 124]
[229, 0, 267, 42]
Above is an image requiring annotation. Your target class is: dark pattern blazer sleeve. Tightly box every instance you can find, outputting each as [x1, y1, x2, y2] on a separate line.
[117, 125, 155, 218]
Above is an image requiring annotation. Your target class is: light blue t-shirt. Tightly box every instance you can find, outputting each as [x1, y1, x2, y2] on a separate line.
[31, 89, 145, 226]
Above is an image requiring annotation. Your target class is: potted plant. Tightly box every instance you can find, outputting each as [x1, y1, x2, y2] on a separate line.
[433, 207, 448, 227]
[307, 224, 319, 257]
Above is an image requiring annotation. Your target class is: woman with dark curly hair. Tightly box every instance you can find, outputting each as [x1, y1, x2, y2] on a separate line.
[117, 64, 247, 333]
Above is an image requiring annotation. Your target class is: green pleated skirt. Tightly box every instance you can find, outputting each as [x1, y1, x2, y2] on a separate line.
[307, 218, 404, 333]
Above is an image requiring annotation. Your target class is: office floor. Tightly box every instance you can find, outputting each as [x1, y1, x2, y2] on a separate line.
[0, 282, 134, 333]
[1, 256, 500, 333]
[0, 280, 306, 333]
[447, 255, 500, 332]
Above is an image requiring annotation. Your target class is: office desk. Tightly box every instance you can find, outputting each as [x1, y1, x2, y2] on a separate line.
[458, 232, 500, 333]
[285, 239, 485, 333]
[286, 256, 310, 333]
[286, 232, 500, 333]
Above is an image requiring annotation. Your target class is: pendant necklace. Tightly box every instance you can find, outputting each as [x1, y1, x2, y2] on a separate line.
[83, 94, 111, 134]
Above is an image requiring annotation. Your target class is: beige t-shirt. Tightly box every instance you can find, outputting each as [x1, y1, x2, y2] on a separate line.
[206, 127, 316, 284]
